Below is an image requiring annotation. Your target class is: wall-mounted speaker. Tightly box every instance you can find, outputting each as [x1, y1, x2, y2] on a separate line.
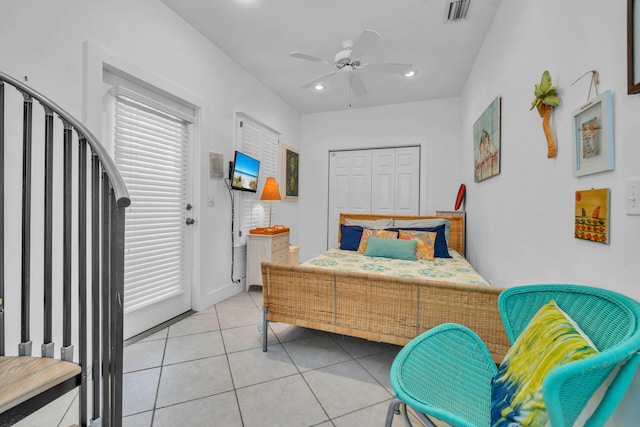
[209, 152, 224, 179]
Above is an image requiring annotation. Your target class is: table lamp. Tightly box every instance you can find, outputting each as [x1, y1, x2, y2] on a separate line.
[260, 177, 282, 227]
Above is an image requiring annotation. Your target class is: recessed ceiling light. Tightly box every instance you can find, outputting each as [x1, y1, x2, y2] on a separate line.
[314, 84, 325, 91]
[404, 70, 416, 77]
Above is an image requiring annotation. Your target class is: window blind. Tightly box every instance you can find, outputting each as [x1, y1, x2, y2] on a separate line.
[237, 114, 280, 237]
[114, 89, 191, 313]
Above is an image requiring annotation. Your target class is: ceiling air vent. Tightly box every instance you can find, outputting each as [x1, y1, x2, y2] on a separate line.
[446, 0, 471, 22]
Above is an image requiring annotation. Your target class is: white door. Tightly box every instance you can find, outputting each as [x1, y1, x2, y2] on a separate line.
[371, 148, 395, 214]
[328, 150, 372, 248]
[328, 151, 351, 249]
[328, 146, 420, 249]
[394, 146, 420, 214]
[112, 88, 194, 339]
[348, 150, 373, 213]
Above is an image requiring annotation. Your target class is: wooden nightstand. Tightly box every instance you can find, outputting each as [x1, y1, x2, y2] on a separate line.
[246, 231, 290, 291]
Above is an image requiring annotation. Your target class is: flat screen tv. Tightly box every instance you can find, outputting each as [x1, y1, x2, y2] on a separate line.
[230, 151, 260, 193]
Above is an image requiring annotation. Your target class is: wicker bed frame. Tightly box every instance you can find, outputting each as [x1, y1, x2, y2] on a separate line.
[260, 213, 510, 362]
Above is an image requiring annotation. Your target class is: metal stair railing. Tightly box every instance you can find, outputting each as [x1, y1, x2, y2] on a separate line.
[0, 71, 130, 427]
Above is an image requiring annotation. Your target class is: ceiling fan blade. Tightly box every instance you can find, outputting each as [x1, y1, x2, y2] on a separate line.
[361, 63, 414, 75]
[290, 51, 334, 65]
[350, 72, 367, 97]
[350, 29, 380, 59]
[301, 71, 340, 89]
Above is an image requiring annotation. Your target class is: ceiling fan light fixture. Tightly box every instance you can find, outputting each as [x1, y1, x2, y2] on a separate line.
[292, 29, 414, 101]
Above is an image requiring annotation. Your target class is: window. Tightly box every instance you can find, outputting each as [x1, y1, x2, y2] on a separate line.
[236, 113, 280, 238]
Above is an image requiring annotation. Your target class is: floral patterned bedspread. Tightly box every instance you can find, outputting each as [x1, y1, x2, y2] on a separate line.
[301, 247, 490, 286]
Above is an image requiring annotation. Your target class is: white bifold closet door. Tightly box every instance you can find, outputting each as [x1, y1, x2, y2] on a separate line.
[328, 146, 420, 249]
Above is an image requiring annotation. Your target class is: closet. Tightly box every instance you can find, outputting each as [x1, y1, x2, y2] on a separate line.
[327, 146, 420, 248]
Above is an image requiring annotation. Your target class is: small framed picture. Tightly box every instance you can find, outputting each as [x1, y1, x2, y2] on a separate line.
[628, 0, 640, 93]
[473, 96, 501, 182]
[280, 144, 299, 201]
[572, 90, 614, 177]
[575, 188, 610, 244]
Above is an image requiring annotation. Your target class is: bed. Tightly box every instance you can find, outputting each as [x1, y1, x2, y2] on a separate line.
[260, 213, 510, 362]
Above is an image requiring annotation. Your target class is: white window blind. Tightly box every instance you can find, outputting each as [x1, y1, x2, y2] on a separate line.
[114, 88, 191, 313]
[237, 114, 280, 237]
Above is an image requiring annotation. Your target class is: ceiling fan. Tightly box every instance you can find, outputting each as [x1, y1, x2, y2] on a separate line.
[290, 29, 414, 97]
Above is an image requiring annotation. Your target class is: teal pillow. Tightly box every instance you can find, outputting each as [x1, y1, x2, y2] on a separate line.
[364, 237, 416, 260]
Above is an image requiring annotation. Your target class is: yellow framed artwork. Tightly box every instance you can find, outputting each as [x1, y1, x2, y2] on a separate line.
[575, 188, 610, 244]
[280, 144, 299, 201]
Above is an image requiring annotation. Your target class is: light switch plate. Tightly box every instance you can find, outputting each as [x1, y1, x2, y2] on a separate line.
[626, 178, 640, 215]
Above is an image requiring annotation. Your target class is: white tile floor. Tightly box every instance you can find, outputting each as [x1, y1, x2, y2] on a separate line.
[15, 288, 440, 427]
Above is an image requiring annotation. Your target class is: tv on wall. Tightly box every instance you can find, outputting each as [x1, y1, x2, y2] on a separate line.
[230, 151, 260, 193]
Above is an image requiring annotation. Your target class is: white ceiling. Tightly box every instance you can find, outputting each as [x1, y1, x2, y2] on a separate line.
[162, 0, 502, 114]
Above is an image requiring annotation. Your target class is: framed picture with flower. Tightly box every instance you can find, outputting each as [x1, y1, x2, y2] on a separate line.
[280, 144, 299, 201]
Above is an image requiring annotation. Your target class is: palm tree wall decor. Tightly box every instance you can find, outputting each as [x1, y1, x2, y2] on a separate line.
[531, 70, 561, 158]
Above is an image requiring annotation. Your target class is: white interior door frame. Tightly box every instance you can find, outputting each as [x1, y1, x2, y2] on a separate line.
[83, 42, 203, 338]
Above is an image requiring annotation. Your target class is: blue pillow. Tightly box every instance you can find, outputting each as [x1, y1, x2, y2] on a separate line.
[339, 224, 364, 251]
[387, 224, 451, 258]
[364, 237, 416, 260]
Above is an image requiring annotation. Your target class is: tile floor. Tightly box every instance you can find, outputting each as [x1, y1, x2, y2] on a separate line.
[16, 288, 439, 427]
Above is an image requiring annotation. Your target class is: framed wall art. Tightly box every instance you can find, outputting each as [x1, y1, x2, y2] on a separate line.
[572, 90, 614, 177]
[473, 96, 501, 182]
[575, 188, 610, 244]
[280, 144, 299, 201]
[628, 0, 640, 93]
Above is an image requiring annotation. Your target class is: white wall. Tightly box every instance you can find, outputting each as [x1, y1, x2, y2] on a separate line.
[461, 0, 640, 423]
[0, 0, 301, 319]
[299, 98, 462, 260]
[462, 0, 640, 298]
[300, 0, 640, 421]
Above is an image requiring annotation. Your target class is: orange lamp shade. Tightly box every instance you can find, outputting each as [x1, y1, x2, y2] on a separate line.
[260, 177, 282, 201]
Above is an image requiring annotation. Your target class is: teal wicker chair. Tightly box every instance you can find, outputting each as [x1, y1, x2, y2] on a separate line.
[385, 284, 640, 427]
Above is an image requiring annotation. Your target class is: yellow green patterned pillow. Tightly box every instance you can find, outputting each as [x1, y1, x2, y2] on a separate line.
[490, 300, 598, 427]
[357, 229, 398, 253]
[398, 230, 436, 261]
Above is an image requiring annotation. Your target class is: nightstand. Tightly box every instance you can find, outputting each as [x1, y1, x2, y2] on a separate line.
[288, 245, 300, 265]
[246, 231, 290, 291]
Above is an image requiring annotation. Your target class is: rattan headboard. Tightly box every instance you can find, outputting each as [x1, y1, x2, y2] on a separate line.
[338, 213, 466, 256]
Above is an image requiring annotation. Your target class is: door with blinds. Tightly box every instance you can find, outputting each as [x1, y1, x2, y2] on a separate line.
[328, 146, 420, 249]
[111, 86, 194, 339]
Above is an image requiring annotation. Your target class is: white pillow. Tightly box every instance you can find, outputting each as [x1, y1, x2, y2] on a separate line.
[344, 218, 393, 228]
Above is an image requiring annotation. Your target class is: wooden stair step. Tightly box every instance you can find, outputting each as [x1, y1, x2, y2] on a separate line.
[0, 356, 81, 413]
